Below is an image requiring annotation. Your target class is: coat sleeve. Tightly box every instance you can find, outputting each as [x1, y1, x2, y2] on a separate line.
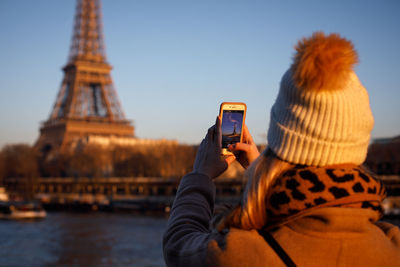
[163, 172, 218, 267]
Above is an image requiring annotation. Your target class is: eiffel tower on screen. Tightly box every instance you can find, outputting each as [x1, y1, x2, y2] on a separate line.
[35, 0, 134, 153]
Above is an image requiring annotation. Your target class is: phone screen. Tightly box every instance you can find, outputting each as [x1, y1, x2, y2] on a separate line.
[221, 110, 244, 148]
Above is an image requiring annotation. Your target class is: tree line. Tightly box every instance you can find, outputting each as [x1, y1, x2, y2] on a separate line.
[1, 139, 398, 191]
[0, 143, 198, 185]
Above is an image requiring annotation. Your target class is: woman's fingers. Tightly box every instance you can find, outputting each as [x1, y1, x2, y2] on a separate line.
[192, 118, 236, 178]
[206, 117, 222, 150]
[215, 116, 222, 151]
[229, 142, 250, 153]
[207, 126, 214, 143]
[242, 124, 254, 144]
[228, 139, 260, 169]
[199, 138, 206, 151]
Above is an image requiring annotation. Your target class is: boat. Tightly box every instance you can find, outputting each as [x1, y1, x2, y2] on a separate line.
[0, 187, 46, 220]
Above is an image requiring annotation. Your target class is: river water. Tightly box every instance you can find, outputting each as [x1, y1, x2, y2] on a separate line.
[0, 213, 399, 267]
[0, 213, 168, 267]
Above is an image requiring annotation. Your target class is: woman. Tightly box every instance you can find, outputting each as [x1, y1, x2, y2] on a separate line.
[163, 32, 400, 266]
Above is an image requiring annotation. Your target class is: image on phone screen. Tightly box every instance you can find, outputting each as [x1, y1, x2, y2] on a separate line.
[221, 110, 244, 148]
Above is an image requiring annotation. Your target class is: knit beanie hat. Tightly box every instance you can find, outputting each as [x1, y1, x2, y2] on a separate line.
[267, 32, 374, 166]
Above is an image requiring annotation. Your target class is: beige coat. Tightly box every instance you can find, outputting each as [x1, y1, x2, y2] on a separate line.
[163, 173, 400, 267]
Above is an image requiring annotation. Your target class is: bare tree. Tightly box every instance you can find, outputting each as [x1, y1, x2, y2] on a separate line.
[112, 144, 197, 178]
[1, 144, 39, 199]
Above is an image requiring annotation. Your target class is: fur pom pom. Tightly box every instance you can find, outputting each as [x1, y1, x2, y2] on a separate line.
[292, 32, 358, 91]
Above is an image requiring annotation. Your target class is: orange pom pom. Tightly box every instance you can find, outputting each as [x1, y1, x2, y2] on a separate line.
[292, 32, 358, 91]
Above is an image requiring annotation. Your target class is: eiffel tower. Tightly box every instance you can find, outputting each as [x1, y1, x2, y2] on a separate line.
[36, 0, 134, 153]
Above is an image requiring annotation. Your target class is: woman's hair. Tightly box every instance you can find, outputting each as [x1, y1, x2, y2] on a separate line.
[216, 148, 294, 231]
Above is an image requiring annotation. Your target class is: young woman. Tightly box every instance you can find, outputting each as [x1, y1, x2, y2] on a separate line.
[163, 32, 400, 266]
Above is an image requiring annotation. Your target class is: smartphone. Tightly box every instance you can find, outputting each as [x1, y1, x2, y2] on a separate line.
[219, 102, 246, 155]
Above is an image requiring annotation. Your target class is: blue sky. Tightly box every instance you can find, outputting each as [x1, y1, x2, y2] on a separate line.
[0, 0, 399, 148]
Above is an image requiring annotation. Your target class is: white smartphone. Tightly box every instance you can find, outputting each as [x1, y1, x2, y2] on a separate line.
[219, 102, 247, 155]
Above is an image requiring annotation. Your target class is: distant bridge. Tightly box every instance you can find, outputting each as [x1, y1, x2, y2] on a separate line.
[4, 175, 399, 212]
[4, 176, 244, 211]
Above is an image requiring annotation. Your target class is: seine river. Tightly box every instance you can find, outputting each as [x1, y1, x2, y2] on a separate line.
[0, 213, 168, 267]
[0, 213, 399, 267]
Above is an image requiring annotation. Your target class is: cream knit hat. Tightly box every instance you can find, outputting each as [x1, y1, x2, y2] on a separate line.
[267, 32, 374, 166]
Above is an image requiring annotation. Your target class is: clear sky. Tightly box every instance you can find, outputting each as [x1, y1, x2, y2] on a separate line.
[0, 0, 399, 148]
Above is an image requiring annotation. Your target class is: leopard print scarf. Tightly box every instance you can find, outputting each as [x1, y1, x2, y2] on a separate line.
[265, 164, 386, 227]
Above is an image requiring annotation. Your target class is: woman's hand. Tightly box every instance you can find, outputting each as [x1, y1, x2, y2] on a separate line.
[228, 124, 260, 169]
[193, 117, 235, 179]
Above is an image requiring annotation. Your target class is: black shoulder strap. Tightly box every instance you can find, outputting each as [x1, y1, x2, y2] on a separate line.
[257, 229, 297, 267]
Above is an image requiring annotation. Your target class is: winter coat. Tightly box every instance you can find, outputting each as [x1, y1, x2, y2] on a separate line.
[163, 171, 400, 267]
